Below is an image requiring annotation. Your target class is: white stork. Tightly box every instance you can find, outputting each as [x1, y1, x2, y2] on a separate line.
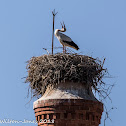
[54, 22, 79, 53]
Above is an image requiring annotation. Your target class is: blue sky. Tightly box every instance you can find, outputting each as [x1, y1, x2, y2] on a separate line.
[0, 0, 126, 126]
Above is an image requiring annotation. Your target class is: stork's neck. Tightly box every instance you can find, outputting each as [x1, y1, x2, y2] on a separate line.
[55, 29, 66, 37]
[55, 29, 59, 37]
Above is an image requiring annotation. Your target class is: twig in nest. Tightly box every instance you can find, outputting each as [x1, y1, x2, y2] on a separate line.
[43, 48, 50, 54]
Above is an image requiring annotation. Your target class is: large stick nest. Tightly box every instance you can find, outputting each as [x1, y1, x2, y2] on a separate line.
[25, 53, 107, 97]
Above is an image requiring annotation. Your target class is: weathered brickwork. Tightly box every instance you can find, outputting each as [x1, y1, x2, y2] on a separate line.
[34, 99, 103, 126]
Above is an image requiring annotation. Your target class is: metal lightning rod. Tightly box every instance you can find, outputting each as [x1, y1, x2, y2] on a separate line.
[52, 9, 58, 55]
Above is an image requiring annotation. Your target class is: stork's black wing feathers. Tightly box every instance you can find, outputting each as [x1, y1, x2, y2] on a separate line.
[63, 40, 79, 50]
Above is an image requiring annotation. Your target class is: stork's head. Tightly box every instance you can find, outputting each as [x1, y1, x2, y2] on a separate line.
[61, 22, 66, 32]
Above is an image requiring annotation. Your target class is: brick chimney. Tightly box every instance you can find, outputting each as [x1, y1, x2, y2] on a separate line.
[33, 82, 103, 126]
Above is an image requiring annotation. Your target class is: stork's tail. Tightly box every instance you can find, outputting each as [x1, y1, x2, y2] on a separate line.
[71, 41, 79, 50]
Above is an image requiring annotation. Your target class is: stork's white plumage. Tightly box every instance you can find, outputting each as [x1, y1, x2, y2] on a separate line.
[55, 22, 79, 53]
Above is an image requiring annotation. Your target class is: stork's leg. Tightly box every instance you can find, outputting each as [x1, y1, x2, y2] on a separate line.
[63, 45, 64, 53]
[65, 46, 66, 54]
